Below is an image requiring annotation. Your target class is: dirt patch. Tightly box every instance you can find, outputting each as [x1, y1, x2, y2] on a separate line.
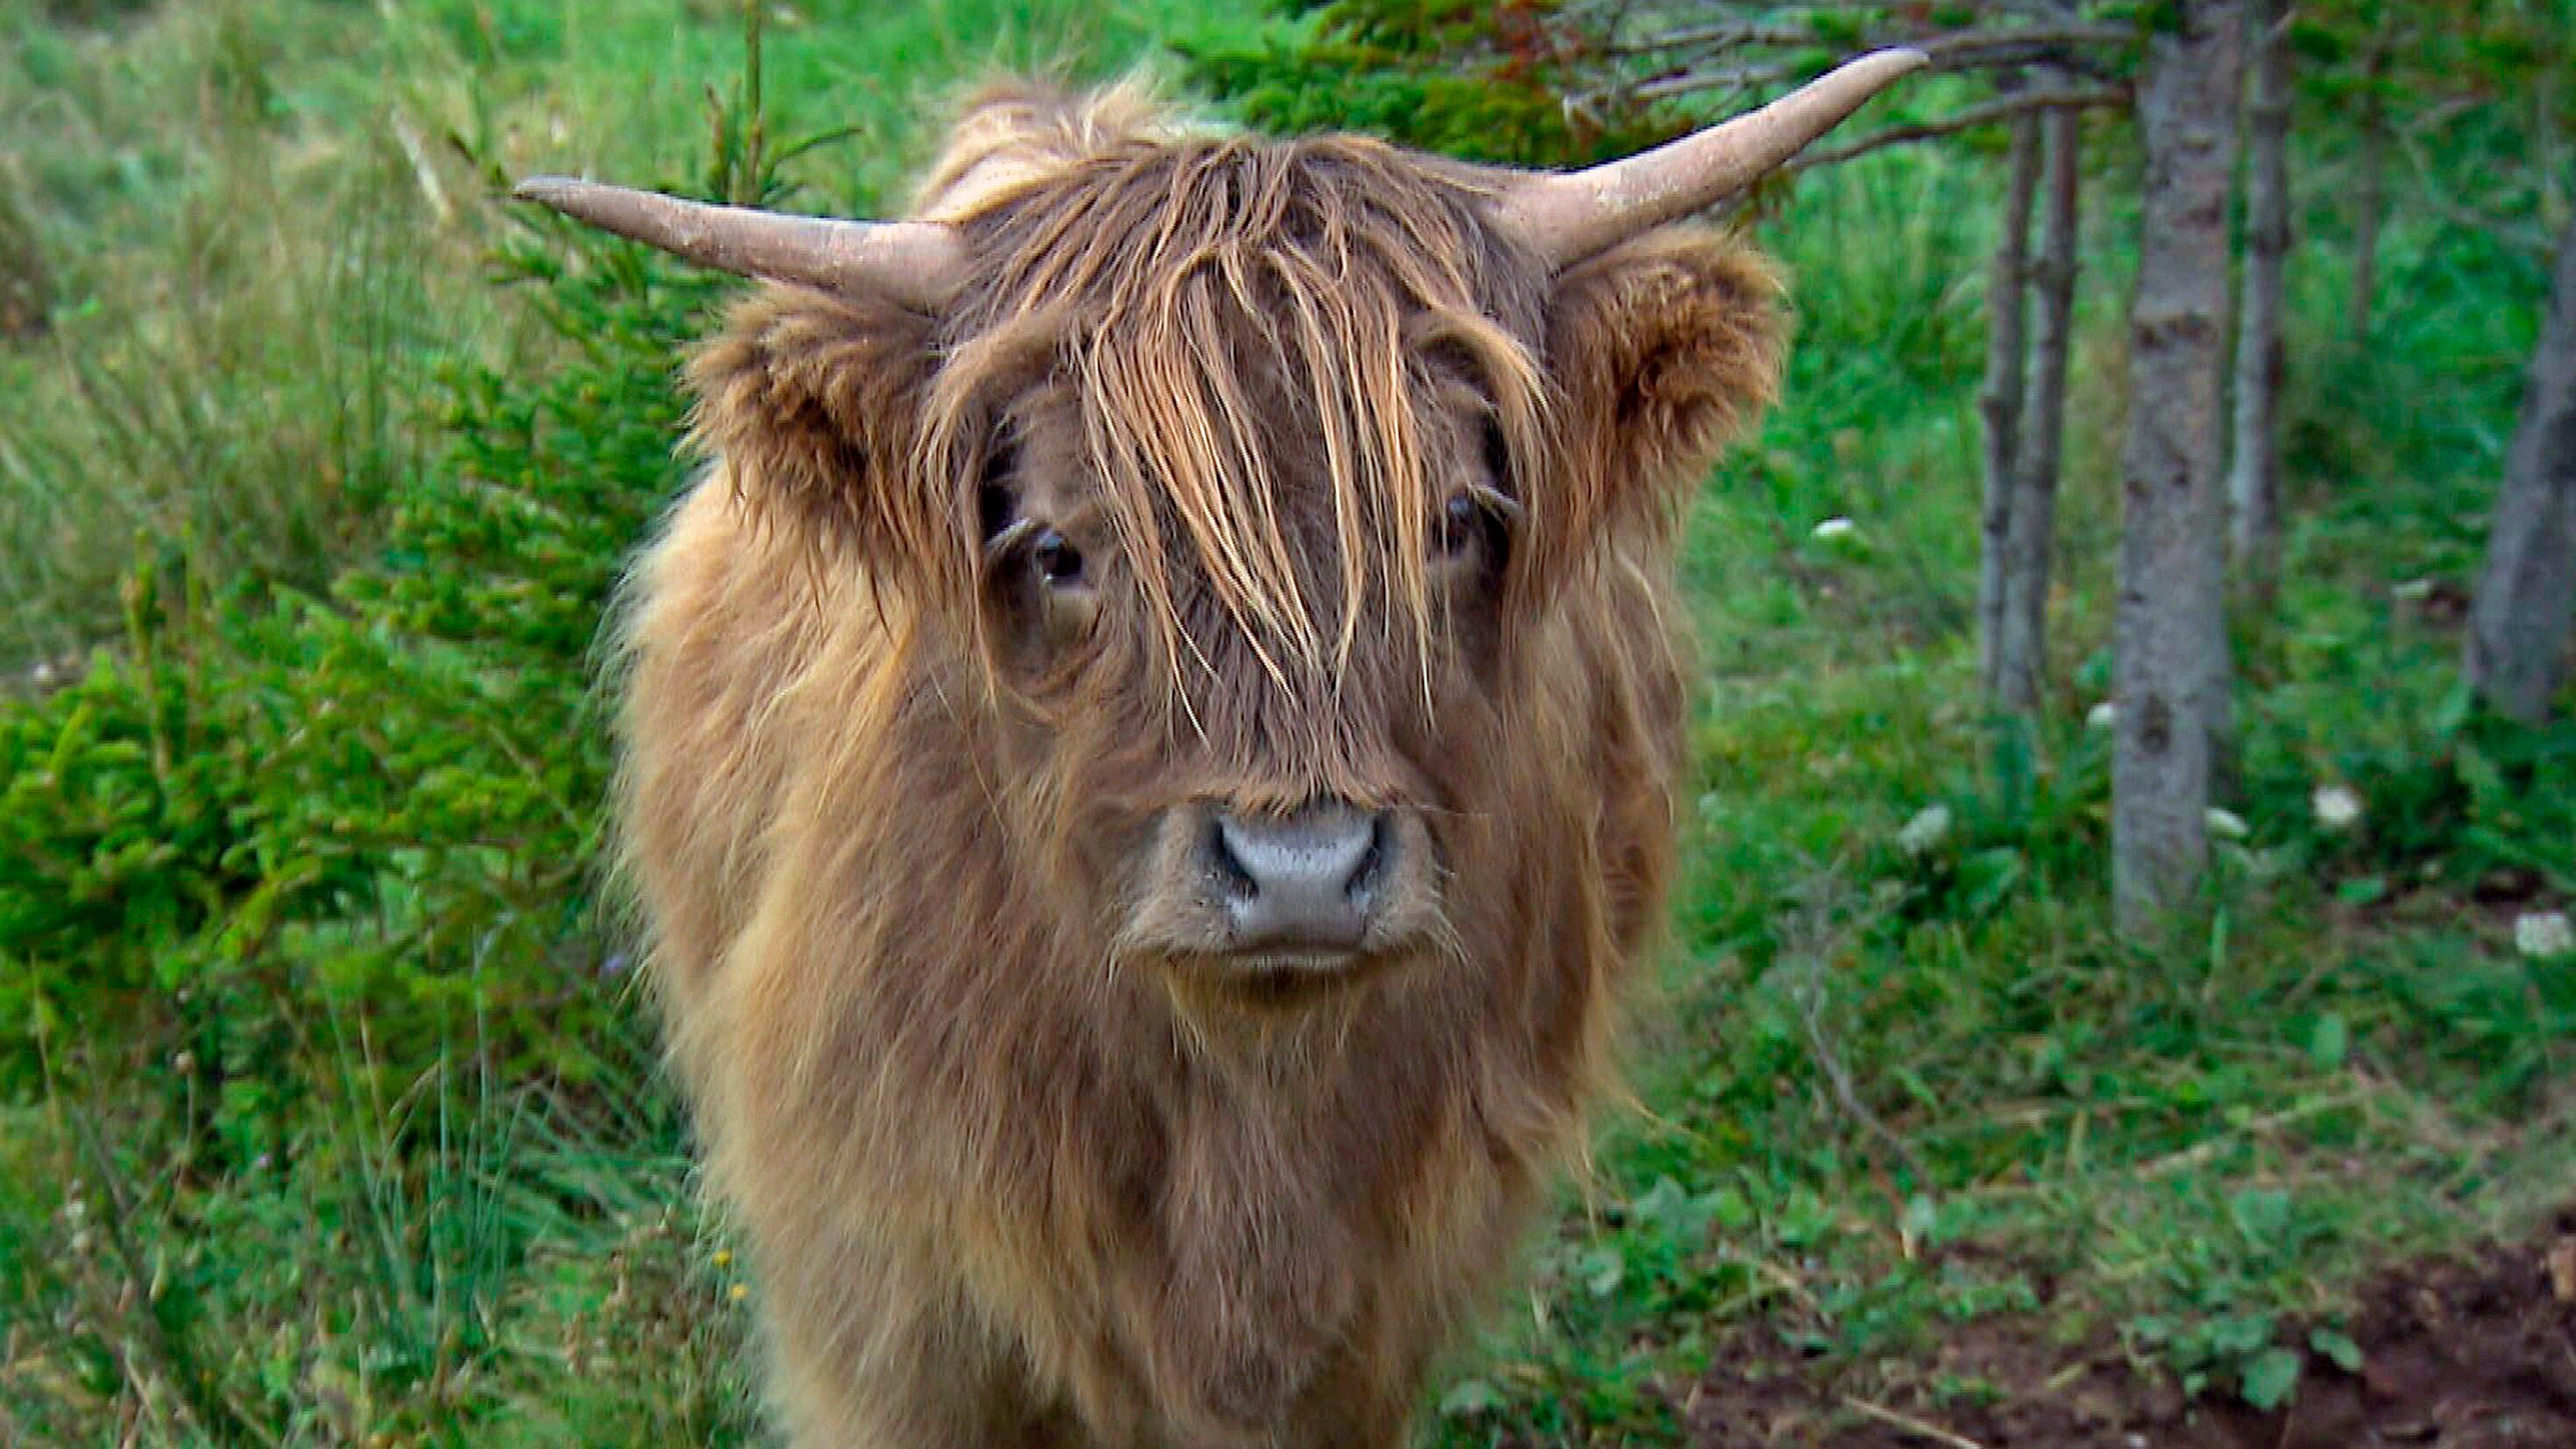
[1677, 1207, 2576, 1446]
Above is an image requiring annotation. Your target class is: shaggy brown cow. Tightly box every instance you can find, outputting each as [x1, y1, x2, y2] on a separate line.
[521, 51, 1919, 1447]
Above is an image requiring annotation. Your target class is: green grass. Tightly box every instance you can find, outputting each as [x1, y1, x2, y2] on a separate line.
[4, 1, 2571, 1444]
[0, 0, 1256, 667]
[1412, 132, 2572, 1442]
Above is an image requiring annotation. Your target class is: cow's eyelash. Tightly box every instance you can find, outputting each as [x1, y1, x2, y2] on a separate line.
[1466, 484, 1521, 523]
[983, 515, 1043, 563]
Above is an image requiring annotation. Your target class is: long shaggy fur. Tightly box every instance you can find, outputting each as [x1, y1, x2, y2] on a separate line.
[613, 76, 1785, 1447]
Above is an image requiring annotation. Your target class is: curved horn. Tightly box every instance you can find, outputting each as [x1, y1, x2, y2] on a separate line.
[1496, 48, 1928, 268]
[510, 177, 965, 310]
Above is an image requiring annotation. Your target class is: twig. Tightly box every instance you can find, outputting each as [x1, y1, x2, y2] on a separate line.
[1839, 1394, 1994, 1448]
[1634, 60, 1802, 106]
[2391, 122, 2559, 264]
[387, 109, 453, 223]
[1912, 24, 2135, 64]
[1792, 86, 2129, 173]
[1601, 20, 1819, 58]
[2132, 1091, 2371, 1180]
[1782, 880, 1935, 1190]
[1620, 19, 2127, 81]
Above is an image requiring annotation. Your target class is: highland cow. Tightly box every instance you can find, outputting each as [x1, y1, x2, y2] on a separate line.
[520, 50, 1921, 1447]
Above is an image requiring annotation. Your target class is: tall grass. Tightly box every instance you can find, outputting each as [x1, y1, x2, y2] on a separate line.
[0, 0, 1267, 668]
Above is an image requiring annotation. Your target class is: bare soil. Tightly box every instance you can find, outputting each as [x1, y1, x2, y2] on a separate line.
[1676, 1206, 2576, 1446]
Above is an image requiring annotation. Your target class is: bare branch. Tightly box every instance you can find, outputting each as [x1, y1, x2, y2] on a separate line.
[1615, 17, 2127, 64]
[2392, 122, 2560, 264]
[1602, 21, 1821, 59]
[1622, 23, 2132, 107]
[1914, 24, 2135, 62]
[1633, 60, 1806, 107]
[1790, 86, 2127, 173]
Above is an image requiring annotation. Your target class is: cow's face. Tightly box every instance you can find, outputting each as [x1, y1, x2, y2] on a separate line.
[685, 132, 1783, 1011]
[955, 283, 1524, 1007]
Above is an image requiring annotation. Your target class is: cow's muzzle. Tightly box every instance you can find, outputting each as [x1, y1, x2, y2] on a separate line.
[1204, 803, 1389, 954]
[1127, 798, 1440, 982]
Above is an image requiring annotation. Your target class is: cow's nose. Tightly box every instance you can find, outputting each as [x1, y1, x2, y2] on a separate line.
[1207, 804, 1389, 952]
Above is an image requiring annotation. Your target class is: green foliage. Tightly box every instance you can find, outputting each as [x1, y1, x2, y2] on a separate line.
[1183, 0, 1677, 165]
[0, 1049, 759, 1443]
[0, 0, 1270, 664]
[1181, 5, 2574, 1426]
[1, 0, 1279, 1436]
[0, 4, 750, 1429]
[1, 210, 712, 1145]
[5, 0, 2572, 1440]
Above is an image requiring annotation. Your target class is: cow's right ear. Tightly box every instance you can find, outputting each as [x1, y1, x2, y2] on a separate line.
[1538, 231, 1786, 549]
[684, 284, 948, 578]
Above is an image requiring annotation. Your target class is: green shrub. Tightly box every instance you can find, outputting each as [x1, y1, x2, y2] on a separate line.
[1181, 0, 1677, 165]
[0, 211, 723, 1150]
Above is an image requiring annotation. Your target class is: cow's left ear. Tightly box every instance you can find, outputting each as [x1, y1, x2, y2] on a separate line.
[684, 284, 949, 582]
[1541, 230, 1786, 543]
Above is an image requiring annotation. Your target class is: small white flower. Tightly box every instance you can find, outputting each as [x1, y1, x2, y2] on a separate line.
[2515, 910, 2574, 960]
[1897, 804, 1953, 856]
[2086, 702, 2117, 732]
[2311, 784, 2364, 831]
[29, 661, 54, 688]
[2205, 808, 2249, 839]
[1811, 516, 1858, 541]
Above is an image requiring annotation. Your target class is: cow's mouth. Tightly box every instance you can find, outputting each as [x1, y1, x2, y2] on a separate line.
[1183, 947, 1395, 1009]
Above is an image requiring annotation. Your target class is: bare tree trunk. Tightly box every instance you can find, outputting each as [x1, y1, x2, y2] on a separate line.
[2115, 0, 2242, 934]
[1979, 103, 2040, 710]
[1993, 101, 2082, 720]
[2228, 0, 2291, 602]
[2466, 219, 2576, 725]
[2538, 50, 2567, 238]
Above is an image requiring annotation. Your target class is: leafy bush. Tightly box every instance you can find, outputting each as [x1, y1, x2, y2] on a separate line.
[0, 211, 722, 1150]
[1181, 0, 1677, 166]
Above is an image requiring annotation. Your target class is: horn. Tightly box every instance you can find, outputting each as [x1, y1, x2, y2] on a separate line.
[510, 177, 965, 310]
[1495, 48, 1928, 268]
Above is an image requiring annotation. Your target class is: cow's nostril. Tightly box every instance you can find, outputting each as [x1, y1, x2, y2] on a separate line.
[1207, 803, 1392, 951]
[1205, 816, 1260, 900]
[1344, 817, 1386, 907]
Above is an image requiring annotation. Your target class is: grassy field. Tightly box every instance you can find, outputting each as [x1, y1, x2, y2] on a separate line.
[3, 1, 2570, 1444]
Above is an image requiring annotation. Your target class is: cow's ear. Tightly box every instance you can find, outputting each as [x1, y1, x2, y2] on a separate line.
[684, 284, 948, 579]
[1541, 231, 1785, 543]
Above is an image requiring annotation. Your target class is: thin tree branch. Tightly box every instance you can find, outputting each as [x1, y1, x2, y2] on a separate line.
[1913, 24, 2136, 62]
[2393, 123, 2559, 263]
[1791, 86, 2127, 172]
[1614, 18, 2127, 64]
[1601, 20, 1819, 58]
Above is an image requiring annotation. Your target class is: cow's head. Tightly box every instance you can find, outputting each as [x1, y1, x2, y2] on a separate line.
[532, 54, 1920, 1011]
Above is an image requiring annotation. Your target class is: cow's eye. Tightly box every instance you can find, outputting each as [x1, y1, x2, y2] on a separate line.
[1433, 488, 1515, 571]
[1435, 494, 1484, 559]
[1030, 527, 1086, 587]
[984, 513, 1099, 658]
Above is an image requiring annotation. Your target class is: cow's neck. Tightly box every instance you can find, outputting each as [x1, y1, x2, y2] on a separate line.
[1124, 977, 1463, 1420]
